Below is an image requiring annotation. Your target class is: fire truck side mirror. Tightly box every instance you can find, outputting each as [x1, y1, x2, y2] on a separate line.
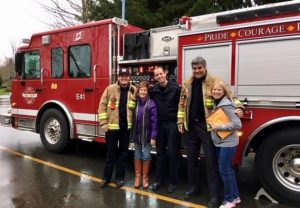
[15, 53, 23, 74]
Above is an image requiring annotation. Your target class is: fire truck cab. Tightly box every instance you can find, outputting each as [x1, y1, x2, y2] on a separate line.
[4, 18, 143, 153]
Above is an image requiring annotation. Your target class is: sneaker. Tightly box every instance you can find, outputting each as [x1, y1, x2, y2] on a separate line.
[234, 197, 241, 205]
[219, 201, 236, 208]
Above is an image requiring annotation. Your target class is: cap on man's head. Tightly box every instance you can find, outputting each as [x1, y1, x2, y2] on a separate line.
[118, 68, 131, 75]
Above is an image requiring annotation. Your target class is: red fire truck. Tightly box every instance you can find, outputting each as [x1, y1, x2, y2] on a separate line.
[1, 1, 300, 206]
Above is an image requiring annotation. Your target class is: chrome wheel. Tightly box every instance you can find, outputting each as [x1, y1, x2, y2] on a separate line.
[44, 118, 61, 145]
[273, 144, 300, 192]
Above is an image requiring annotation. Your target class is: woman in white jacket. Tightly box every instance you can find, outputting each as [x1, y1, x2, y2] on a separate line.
[210, 81, 242, 208]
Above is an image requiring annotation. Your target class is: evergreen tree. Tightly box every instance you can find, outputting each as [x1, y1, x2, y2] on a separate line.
[87, 0, 290, 29]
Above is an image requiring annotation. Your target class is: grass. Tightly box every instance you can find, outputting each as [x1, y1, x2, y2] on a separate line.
[0, 88, 10, 95]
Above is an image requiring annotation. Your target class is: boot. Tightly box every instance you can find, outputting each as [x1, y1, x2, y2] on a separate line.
[134, 159, 142, 188]
[142, 160, 151, 189]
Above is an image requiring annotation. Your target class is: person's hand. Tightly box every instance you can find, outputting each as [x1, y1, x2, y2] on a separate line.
[129, 143, 135, 149]
[211, 121, 217, 132]
[150, 139, 156, 146]
[101, 124, 108, 132]
[178, 123, 184, 133]
[235, 108, 244, 118]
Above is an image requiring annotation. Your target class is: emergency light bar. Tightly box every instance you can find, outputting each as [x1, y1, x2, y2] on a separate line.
[21, 39, 30, 44]
[112, 17, 128, 26]
[42, 35, 51, 45]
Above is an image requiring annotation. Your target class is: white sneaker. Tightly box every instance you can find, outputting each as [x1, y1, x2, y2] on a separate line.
[234, 197, 241, 204]
[219, 201, 236, 208]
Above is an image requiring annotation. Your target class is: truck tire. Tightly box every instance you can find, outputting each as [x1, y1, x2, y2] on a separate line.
[255, 128, 300, 206]
[40, 108, 69, 153]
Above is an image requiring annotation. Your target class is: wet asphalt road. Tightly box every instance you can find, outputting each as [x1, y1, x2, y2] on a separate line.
[0, 101, 297, 208]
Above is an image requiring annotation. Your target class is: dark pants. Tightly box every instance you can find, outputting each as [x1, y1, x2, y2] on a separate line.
[155, 121, 180, 185]
[103, 122, 130, 182]
[186, 121, 221, 198]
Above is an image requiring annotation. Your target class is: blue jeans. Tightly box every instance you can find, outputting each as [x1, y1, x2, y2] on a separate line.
[216, 146, 239, 202]
[134, 142, 152, 161]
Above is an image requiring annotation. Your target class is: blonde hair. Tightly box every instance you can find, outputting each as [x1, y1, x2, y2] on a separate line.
[211, 81, 231, 98]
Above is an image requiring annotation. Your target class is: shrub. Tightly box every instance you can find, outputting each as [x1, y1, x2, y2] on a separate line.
[4, 88, 11, 92]
[0, 74, 2, 87]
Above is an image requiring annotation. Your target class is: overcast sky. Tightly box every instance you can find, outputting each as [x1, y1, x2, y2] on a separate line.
[0, 0, 51, 62]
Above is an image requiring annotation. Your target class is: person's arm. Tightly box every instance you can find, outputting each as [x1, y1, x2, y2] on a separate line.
[225, 85, 245, 118]
[150, 102, 158, 145]
[215, 106, 242, 131]
[177, 86, 186, 133]
[98, 88, 109, 132]
[176, 84, 182, 106]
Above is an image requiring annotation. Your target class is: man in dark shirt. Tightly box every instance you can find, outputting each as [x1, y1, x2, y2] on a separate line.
[150, 66, 181, 193]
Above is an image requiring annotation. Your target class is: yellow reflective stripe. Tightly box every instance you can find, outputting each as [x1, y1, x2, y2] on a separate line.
[184, 123, 188, 131]
[107, 101, 119, 108]
[99, 113, 108, 120]
[177, 111, 185, 118]
[205, 99, 214, 106]
[128, 101, 136, 108]
[234, 100, 242, 105]
[207, 124, 211, 132]
[108, 123, 120, 130]
[128, 123, 132, 129]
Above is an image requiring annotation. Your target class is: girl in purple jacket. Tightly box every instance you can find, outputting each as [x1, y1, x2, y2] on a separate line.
[130, 81, 158, 189]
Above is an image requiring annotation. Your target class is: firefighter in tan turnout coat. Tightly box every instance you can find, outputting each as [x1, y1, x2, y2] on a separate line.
[98, 68, 137, 189]
[177, 72, 244, 131]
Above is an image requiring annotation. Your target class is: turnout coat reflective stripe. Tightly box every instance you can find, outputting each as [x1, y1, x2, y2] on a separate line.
[98, 82, 137, 130]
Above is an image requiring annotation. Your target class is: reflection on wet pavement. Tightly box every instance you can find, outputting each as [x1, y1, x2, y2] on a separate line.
[0, 102, 297, 208]
[0, 144, 205, 208]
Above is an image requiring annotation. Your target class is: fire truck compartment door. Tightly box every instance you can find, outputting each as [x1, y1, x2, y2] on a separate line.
[183, 43, 232, 85]
[150, 26, 183, 58]
[236, 35, 300, 107]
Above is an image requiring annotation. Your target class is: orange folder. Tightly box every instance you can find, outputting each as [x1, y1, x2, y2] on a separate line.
[206, 108, 232, 139]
